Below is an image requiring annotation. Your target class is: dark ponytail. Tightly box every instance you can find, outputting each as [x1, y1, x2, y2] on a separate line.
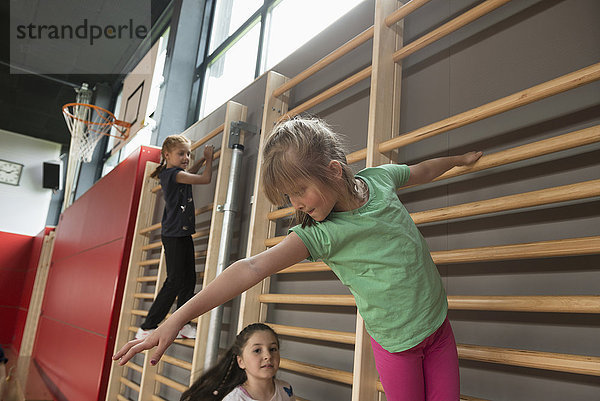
[180, 323, 279, 401]
[150, 159, 166, 179]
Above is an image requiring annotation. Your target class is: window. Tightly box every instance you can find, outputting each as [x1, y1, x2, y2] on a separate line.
[200, 21, 261, 117]
[196, 0, 365, 119]
[261, 0, 365, 72]
[209, 0, 263, 53]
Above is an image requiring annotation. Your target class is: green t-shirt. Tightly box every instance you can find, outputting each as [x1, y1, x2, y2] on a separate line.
[290, 164, 447, 352]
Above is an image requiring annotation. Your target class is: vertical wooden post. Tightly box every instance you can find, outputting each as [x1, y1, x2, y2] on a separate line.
[237, 71, 290, 331]
[137, 248, 166, 399]
[106, 162, 160, 401]
[15, 231, 56, 387]
[366, 0, 404, 167]
[354, 1, 403, 400]
[191, 101, 247, 381]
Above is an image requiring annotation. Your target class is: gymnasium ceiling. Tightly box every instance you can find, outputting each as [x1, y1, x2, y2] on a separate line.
[0, 0, 172, 146]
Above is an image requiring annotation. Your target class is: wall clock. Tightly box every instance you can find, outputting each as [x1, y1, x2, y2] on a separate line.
[0, 159, 24, 186]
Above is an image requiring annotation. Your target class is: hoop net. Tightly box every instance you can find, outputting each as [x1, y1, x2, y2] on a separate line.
[62, 103, 131, 162]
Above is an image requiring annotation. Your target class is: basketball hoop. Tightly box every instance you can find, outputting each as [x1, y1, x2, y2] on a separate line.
[62, 102, 131, 162]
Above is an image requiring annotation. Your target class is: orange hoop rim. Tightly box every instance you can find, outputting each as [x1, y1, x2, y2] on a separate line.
[62, 102, 131, 139]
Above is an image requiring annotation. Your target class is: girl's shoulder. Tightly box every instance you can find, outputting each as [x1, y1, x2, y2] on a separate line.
[159, 167, 184, 185]
[159, 166, 183, 176]
[358, 164, 410, 188]
[274, 378, 294, 399]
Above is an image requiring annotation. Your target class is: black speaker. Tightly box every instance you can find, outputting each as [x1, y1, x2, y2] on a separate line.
[43, 161, 62, 190]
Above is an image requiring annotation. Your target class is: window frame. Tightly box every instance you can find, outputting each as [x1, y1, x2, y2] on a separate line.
[193, 0, 279, 119]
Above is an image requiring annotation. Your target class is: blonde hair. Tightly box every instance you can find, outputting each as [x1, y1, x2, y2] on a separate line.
[151, 134, 191, 179]
[262, 116, 359, 227]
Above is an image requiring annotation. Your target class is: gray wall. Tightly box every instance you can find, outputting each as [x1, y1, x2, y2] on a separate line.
[156, 0, 599, 399]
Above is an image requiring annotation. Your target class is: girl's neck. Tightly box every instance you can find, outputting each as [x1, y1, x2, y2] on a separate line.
[242, 377, 275, 400]
[333, 178, 368, 212]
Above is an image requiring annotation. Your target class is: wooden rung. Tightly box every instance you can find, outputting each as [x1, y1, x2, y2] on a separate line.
[124, 361, 143, 373]
[189, 124, 225, 151]
[126, 325, 194, 344]
[432, 125, 600, 183]
[161, 354, 192, 370]
[261, 294, 600, 314]
[151, 395, 168, 401]
[154, 373, 189, 392]
[116, 394, 129, 401]
[139, 222, 162, 235]
[460, 396, 491, 401]
[138, 259, 160, 267]
[133, 293, 154, 300]
[273, 26, 374, 98]
[136, 275, 158, 283]
[458, 344, 600, 376]
[268, 177, 600, 223]
[279, 261, 328, 274]
[385, 0, 432, 26]
[449, 296, 600, 313]
[118, 377, 140, 392]
[265, 235, 285, 247]
[378, 62, 600, 152]
[260, 294, 355, 306]
[392, 0, 511, 63]
[195, 203, 215, 216]
[267, 207, 294, 221]
[173, 338, 196, 347]
[411, 179, 600, 225]
[280, 358, 387, 393]
[282, 66, 372, 120]
[131, 309, 148, 317]
[139, 204, 214, 234]
[142, 231, 209, 250]
[191, 228, 211, 240]
[141, 241, 162, 251]
[268, 323, 355, 344]
[274, 236, 600, 269]
[433, 236, 600, 264]
[271, 0, 429, 98]
[194, 250, 208, 258]
[279, 358, 353, 385]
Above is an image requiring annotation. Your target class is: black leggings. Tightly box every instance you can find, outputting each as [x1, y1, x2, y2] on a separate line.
[141, 235, 196, 330]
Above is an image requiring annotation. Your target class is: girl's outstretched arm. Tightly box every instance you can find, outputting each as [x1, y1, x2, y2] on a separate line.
[178, 145, 215, 184]
[406, 151, 482, 186]
[112, 233, 309, 366]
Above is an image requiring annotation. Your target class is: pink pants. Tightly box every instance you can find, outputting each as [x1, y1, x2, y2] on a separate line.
[370, 317, 459, 401]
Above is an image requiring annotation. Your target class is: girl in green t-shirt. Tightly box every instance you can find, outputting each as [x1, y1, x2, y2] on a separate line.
[114, 117, 481, 401]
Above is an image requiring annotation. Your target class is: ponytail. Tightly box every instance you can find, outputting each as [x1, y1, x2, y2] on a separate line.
[180, 347, 245, 401]
[150, 158, 166, 179]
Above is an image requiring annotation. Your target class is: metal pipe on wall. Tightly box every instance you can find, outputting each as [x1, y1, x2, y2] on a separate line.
[204, 141, 245, 369]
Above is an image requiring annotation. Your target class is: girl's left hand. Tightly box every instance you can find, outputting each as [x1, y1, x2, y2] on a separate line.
[458, 151, 483, 166]
[204, 145, 214, 160]
[112, 322, 179, 366]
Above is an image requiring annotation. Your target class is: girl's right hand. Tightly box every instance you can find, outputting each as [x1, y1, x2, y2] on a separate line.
[112, 323, 180, 366]
[204, 145, 214, 160]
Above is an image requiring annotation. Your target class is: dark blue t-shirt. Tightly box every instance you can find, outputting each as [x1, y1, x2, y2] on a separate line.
[160, 167, 196, 237]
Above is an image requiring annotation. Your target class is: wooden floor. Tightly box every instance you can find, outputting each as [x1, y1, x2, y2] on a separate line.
[1, 347, 54, 401]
